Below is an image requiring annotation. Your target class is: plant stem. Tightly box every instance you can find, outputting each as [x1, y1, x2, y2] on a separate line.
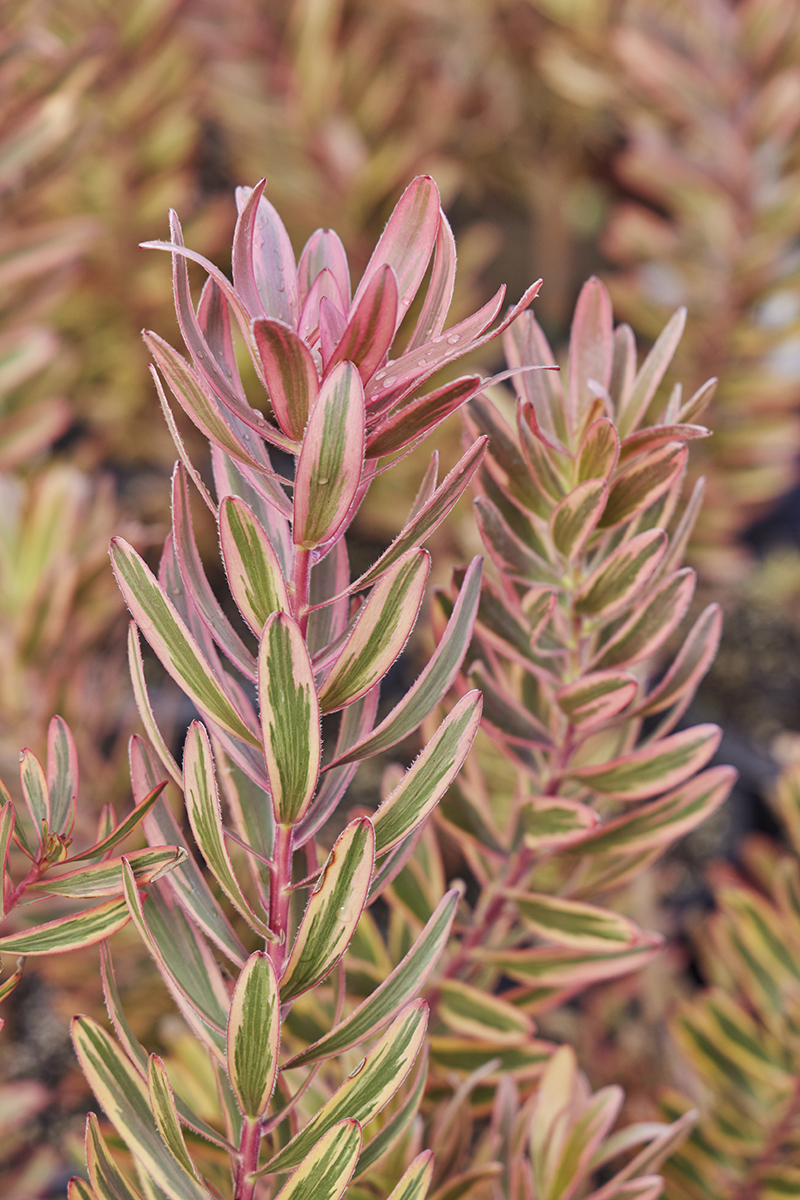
[269, 823, 293, 973]
[291, 545, 312, 636]
[234, 1116, 261, 1200]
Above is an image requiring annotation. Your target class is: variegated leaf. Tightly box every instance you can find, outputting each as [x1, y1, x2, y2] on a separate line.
[352, 175, 439, 322]
[19, 749, 47, 842]
[147, 1055, 200, 1179]
[385, 1152, 434, 1200]
[227, 951, 280, 1118]
[617, 307, 686, 437]
[550, 479, 607, 561]
[318, 549, 430, 713]
[111, 539, 260, 747]
[280, 818, 375, 1001]
[574, 530, 667, 620]
[85, 1112, 144, 1200]
[367, 376, 483, 457]
[260, 1000, 428, 1173]
[593, 569, 695, 670]
[577, 418, 619, 482]
[259, 613, 321, 825]
[285, 890, 458, 1067]
[520, 796, 599, 850]
[273, 1120, 362, 1200]
[293, 361, 365, 549]
[439, 979, 533, 1044]
[506, 891, 642, 950]
[47, 716, 78, 835]
[219, 495, 289, 635]
[251, 318, 319, 441]
[64, 782, 168, 863]
[355, 1052, 428, 1177]
[598, 443, 686, 529]
[28, 847, 185, 898]
[182, 722, 270, 934]
[476, 936, 663, 989]
[72, 1019, 212, 1200]
[0, 897, 130, 955]
[373, 692, 482, 856]
[568, 277, 614, 425]
[326, 264, 398, 383]
[556, 672, 638, 728]
[566, 724, 721, 800]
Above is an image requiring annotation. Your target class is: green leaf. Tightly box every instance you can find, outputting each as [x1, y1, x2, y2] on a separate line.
[0, 957, 24, 1003]
[634, 604, 721, 718]
[293, 361, 365, 549]
[593, 569, 695, 670]
[577, 418, 619, 482]
[385, 1152, 434, 1200]
[351, 442, 486, 591]
[281, 818, 375, 1002]
[285, 890, 458, 1067]
[227, 951, 280, 1118]
[373, 692, 482, 855]
[327, 557, 482, 766]
[519, 796, 599, 850]
[47, 715, 78, 835]
[273, 1120, 362, 1200]
[251, 319, 319, 442]
[147, 1055, 200, 1178]
[574, 530, 667, 620]
[566, 724, 721, 800]
[68, 1178, 100, 1200]
[29, 847, 186, 898]
[598, 443, 686, 529]
[111, 539, 260, 748]
[549, 479, 607, 561]
[318, 549, 430, 714]
[259, 613, 321, 825]
[439, 979, 533, 1043]
[68, 781, 168, 863]
[475, 936, 663, 988]
[182, 722, 270, 935]
[219, 496, 289, 635]
[0, 802, 14, 921]
[261, 1000, 428, 1173]
[0, 897, 130, 955]
[556, 672, 638, 729]
[127, 625, 183, 788]
[19, 748, 47, 842]
[86, 1112, 144, 1200]
[72, 1018, 212, 1200]
[617, 306, 686, 437]
[505, 891, 642, 950]
[355, 1051, 428, 1177]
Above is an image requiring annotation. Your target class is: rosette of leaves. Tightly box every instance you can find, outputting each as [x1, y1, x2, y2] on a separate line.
[0, 175, 546, 1200]
[659, 761, 800, 1200]
[414, 278, 736, 1115]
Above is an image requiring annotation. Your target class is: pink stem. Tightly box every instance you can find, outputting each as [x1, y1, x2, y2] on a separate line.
[234, 1117, 261, 1200]
[291, 545, 312, 635]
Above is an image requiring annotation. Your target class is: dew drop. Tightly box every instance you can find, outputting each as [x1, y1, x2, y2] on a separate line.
[447, 334, 460, 345]
[318, 477, 329, 486]
[433, 335, 444, 344]
[348, 1058, 366, 1079]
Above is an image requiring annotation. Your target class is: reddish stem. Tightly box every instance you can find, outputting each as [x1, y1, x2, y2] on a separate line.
[291, 545, 312, 636]
[234, 1117, 261, 1200]
[269, 823, 293, 974]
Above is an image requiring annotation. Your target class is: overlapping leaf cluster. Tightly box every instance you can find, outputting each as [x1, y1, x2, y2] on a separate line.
[660, 762, 800, 1200]
[417, 279, 737, 1118]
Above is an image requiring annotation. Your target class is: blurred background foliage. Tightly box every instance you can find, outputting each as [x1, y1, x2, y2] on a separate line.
[4, 0, 800, 1195]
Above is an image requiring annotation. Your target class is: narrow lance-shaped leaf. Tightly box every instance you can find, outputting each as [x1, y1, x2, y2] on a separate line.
[260, 1000, 428, 1174]
[85, 1112, 144, 1200]
[327, 556, 482, 765]
[556, 672, 638, 729]
[273, 1120, 362, 1200]
[293, 361, 365, 549]
[593, 569, 695, 670]
[373, 692, 482, 856]
[384, 1152, 434, 1200]
[171, 463, 256, 680]
[236, 183, 299, 325]
[347, 441, 484, 590]
[439, 979, 533, 1044]
[47, 715, 78, 835]
[259, 613, 321, 825]
[550, 479, 607, 562]
[72, 1019, 212, 1200]
[227, 951, 279, 1118]
[355, 1051, 429, 1177]
[566, 724, 721, 801]
[475, 937, 663, 989]
[0, 898, 130, 956]
[574, 531, 667, 621]
[568, 278, 614, 426]
[598, 443, 687, 529]
[0, 802, 14, 921]
[251, 318, 319, 441]
[520, 796, 599, 850]
[285, 890, 459, 1067]
[68, 1178, 99, 1200]
[617, 307, 687, 437]
[367, 376, 483, 458]
[505, 891, 643, 950]
[319, 549, 430, 713]
[351, 175, 439, 321]
[28, 847, 186, 898]
[182, 722, 270, 935]
[634, 604, 721, 717]
[20, 749, 47, 841]
[147, 1055, 201, 1179]
[577, 418, 619, 482]
[127, 624, 183, 788]
[68, 781, 168, 863]
[219, 495, 289, 636]
[280, 818, 375, 1002]
[111, 538, 260, 748]
[326, 264, 399, 384]
[405, 207, 457, 351]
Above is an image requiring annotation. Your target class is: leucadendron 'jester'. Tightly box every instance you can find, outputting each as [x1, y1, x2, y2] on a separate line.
[0, 175, 543, 1200]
